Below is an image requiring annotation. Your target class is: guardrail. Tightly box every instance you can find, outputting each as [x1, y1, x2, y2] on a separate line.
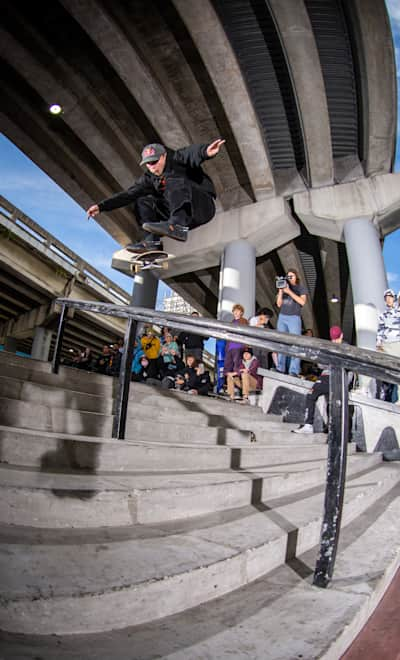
[0, 195, 130, 305]
[52, 298, 400, 590]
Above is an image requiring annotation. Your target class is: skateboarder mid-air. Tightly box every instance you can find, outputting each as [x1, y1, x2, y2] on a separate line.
[86, 139, 225, 253]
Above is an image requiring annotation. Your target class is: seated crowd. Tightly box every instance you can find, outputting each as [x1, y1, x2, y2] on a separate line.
[131, 323, 211, 395]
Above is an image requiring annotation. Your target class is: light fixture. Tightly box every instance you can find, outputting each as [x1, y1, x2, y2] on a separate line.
[49, 104, 63, 115]
[330, 294, 339, 303]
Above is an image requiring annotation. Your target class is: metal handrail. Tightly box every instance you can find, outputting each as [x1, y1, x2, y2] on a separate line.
[52, 298, 400, 590]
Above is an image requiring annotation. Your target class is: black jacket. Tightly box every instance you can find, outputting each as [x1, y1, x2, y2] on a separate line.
[98, 144, 216, 213]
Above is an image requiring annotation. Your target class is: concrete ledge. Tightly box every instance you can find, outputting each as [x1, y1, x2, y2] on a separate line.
[350, 392, 400, 453]
[293, 172, 400, 241]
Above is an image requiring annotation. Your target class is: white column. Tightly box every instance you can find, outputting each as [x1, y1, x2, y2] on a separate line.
[343, 217, 387, 350]
[31, 327, 53, 361]
[218, 239, 256, 321]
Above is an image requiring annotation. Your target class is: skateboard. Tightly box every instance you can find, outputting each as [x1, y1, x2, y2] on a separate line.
[128, 250, 174, 273]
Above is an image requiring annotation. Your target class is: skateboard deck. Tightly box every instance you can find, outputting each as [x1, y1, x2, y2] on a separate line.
[128, 250, 174, 273]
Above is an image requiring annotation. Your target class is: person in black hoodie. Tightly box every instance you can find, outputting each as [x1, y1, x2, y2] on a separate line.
[86, 139, 225, 252]
[175, 355, 198, 391]
[188, 363, 211, 396]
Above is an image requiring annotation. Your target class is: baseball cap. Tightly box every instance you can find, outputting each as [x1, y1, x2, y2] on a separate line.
[329, 326, 342, 340]
[140, 143, 166, 166]
[384, 288, 395, 298]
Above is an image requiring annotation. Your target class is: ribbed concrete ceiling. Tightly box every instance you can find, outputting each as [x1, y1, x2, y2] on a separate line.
[0, 0, 396, 335]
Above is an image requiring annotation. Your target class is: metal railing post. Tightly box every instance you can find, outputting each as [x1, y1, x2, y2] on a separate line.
[313, 366, 349, 587]
[112, 316, 137, 440]
[51, 304, 67, 374]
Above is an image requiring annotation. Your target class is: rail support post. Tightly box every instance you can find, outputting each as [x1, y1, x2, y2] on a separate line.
[313, 366, 349, 587]
[51, 304, 67, 374]
[112, 316, 137, 440]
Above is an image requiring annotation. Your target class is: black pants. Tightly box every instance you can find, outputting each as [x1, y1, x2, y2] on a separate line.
[305, 375, 329, 425]
[134, 180, 215, 233]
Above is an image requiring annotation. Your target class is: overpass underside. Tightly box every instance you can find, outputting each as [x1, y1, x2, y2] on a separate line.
[0, 0, 398, 337]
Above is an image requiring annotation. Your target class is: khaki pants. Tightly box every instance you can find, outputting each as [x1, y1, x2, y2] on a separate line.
[227, 372, 257, 399]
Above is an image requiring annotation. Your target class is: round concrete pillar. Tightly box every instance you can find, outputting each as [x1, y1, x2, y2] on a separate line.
[31, 327, 53, 361]
[343, 217, 387, 350]
[4, 336, 17, 353]
[218, 240, 256, 321]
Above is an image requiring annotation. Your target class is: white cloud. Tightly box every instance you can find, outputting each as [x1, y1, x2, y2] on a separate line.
[387, 0, 400, 28]
[387, 271, 399, 284]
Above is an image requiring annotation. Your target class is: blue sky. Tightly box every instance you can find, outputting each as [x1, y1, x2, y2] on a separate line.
[0, 2, 399, 299]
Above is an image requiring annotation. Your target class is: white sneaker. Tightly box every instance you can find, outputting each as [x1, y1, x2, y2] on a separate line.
[292, 424, 314, 434]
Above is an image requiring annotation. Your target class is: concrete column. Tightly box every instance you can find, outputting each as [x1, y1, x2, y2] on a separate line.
[343, 217, 387, 350]
[31, 327, 53, 361]
[131, 271, 159, 338]
[4, 336, 17, 353]
[131, 271, 158, 308]
[218, 239, 256, 321]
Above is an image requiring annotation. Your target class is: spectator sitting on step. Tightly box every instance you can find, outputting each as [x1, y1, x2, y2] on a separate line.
[226, 347, 262, 404]
[224, 304, 249, 380]
[160, 333, 180, 363]
[186, 362, 212, 396]
[158, 342, 185, 378]
[72, 346, 93, 370]
[131, 356, 151, 383]
[106, 343, 122, 377]
[175, 354, 199, 391]
[177, 311, 207, 362]
[292, 326, 344, 434]
[94, 345, 112, 374]
[131, 341, 145, 376]
[140, 328, 161, 379]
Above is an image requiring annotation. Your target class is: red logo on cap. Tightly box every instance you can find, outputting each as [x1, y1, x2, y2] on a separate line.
[143, 147, 156, 158]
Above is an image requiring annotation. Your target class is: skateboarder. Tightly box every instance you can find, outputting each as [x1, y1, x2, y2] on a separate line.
[86, 139, 225, 253]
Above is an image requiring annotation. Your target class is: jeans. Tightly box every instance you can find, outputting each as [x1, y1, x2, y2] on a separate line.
[277, 313, 302, 375]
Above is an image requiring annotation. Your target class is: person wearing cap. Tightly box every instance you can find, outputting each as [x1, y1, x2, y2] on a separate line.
[86, 139, 225, 252]
[226, 346, 262, 404]
[293, 326, 343, 434]
[376, 289, 400, 356]
[376, 288, 400, 402]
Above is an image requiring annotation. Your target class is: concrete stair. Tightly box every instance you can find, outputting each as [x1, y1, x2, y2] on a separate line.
[0, 351, 399, 658]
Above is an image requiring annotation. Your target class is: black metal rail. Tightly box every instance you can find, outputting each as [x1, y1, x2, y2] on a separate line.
[52, 298, 400, 589]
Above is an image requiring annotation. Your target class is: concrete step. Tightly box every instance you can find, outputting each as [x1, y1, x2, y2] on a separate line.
[0, 453, 378, 527]
[0, 425, 334, 471]
[0, 394, 298, 442]
[4, 486, 395, 660]
[0, 352, 114, 396]
[0, 372, 271, 423]
[1, 463, 398, 635]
